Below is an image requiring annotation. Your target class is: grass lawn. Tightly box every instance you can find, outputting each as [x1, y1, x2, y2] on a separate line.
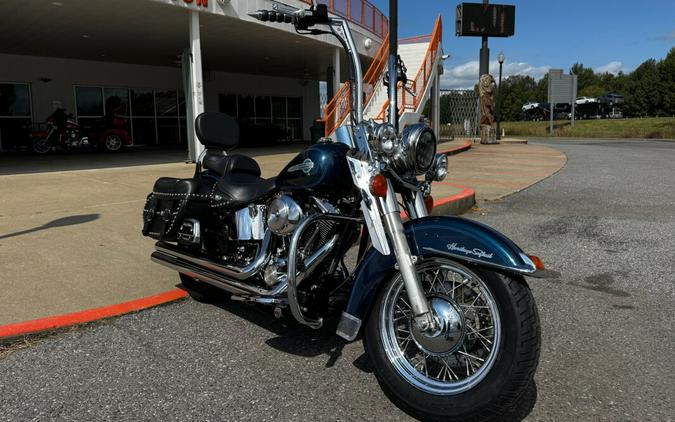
[501, 117, 675, 139]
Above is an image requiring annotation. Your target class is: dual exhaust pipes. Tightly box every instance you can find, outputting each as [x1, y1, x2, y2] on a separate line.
[150, 233, 338, 301]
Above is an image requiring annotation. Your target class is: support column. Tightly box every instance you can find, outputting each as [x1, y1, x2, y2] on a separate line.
[331, 47, 341, 98]
[431, 71, 440, 135]
[187, 11, 205, 162]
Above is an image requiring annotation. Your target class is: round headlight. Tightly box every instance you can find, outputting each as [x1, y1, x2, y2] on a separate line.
[432, 153, 448, 181]
[374, 123, 398, 155]
[400, 124, 437, 174]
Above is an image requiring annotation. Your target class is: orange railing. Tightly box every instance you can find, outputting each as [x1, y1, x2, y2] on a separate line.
[303, 0, 388, 38]
[375, 16, 443, 122]
[324, 34, 390, 136]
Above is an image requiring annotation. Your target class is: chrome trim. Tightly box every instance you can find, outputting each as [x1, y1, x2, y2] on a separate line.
[346, 155, 390, 255]
[412, 191, 429, 219]
[234, 205, 265, 241]
[177, 218, 201, 244]
[380, 182, 434, 331]
[151, 251, 286, 296]
[336, 311, 362, 341]
[156, 230, 273, 281]
[287, 213, 365, 329]
[331, 18, 363, 123]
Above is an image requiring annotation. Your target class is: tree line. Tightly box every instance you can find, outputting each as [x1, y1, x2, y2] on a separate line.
[439, 47, 675, 122]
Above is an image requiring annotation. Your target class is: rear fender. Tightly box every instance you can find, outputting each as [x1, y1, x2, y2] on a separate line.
[342, 216, 538, 332]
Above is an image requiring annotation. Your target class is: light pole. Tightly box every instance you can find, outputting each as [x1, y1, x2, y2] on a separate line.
[496, 51, 505, 140]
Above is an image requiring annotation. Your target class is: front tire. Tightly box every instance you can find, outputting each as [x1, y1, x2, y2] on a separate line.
[31, 137, 51, 155]
[363, 258, 540, 422]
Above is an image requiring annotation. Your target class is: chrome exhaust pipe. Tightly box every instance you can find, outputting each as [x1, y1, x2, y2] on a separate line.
[151, 250, 284, 296]
[155, 230, 273, 281]
[151, 232, 339, 299]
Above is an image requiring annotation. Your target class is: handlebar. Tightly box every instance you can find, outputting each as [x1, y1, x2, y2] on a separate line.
[249, 4, 330, 30]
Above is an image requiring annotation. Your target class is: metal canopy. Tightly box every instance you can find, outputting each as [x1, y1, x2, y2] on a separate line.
[0, 0, 363, 80]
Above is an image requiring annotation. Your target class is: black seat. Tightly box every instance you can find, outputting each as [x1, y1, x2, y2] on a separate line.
[202, 150, 261, 177]
[211, 174, 277, 210]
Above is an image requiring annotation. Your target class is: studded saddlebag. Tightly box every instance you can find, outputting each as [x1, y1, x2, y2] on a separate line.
[142, 177, 214, 241]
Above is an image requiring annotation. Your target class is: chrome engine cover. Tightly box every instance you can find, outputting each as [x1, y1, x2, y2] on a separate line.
[235, 205, 266, 240]
[267, 195, 303, 236]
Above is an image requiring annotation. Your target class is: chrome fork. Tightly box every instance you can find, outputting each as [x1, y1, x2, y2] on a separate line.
[379, 182, 436, 331]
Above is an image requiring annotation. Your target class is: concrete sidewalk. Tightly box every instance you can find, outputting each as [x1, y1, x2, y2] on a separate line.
[0, 139, 564, 328]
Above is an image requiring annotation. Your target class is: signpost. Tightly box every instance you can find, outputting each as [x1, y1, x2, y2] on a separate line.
[456, 1, 515, 76]
[547, 69, 578, 134]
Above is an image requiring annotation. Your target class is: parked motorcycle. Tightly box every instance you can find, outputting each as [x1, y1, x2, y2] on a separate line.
[142, 4, 547, 421]
[30, 108, 131, 154]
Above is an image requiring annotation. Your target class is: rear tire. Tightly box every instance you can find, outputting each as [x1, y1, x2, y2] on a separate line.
[363, 259, 540, 422]
[179, 273, 229, 304]
[101, 132, 123, 152]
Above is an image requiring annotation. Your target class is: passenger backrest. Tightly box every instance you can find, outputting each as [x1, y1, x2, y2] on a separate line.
[195, 112, 239, 150]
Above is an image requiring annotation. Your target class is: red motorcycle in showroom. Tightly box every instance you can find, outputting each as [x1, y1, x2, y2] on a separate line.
[30, 108, 132, 154]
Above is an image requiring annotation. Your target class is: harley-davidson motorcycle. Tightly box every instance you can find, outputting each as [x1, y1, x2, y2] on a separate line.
[142, 4, 546, 421]
[30, 108, 131, 154]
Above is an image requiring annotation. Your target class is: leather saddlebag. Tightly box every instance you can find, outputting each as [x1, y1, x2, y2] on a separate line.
[142, 177, 214, 241]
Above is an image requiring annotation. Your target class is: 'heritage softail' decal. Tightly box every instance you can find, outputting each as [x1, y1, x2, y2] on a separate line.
[446, 243, 494, 259]
[288, 158, 315, 175]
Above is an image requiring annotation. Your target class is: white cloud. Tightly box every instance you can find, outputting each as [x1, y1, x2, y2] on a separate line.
[661, 30, 675, 40]
[440, 59, 551, 90]
[594, 61, 625, 75]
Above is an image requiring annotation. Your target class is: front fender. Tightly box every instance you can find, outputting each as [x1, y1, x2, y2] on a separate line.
[344, 216, 537, 324]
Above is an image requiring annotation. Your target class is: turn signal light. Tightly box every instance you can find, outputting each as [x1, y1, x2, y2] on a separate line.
[424, 195, 434, 213]
[369, 174, 388, 197]
[528, 254, 545, 270]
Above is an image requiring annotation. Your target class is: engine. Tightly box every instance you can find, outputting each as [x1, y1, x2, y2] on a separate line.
[240, 194, 343, 288]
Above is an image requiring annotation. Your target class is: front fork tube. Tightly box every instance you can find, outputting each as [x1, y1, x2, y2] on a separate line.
[380, 182, 436, 331]
[402, 190, 429, 220]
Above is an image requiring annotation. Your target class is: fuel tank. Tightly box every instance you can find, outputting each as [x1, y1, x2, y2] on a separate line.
[276, 142, 355, 199]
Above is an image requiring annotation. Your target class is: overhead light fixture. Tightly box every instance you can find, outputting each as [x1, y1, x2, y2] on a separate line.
[81, 34, 90, 38]
[51, 2, 63, 6]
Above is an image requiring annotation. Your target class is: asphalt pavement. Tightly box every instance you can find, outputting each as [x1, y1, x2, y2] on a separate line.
[1, 139, 674, 421]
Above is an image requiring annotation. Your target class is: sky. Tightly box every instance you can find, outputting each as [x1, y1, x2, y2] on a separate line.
[368, 0, 675, 89]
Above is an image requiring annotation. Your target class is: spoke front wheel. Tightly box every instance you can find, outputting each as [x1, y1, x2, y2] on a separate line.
[363, 258, 540, 422]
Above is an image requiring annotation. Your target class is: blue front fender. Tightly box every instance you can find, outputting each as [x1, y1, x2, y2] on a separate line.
[344, 216, 538, 323]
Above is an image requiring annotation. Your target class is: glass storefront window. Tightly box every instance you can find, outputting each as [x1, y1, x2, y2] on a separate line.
[131, 89, 155, 116]
[287, 97, 302, 118]
[238, 95, 254, 121]
[220, 94, 303, 141]
[255, 96, 271, 119]
[0, 83, 31, 117]
[272, 96, 286, 118]
[104, 88, 129, 117]
[76, 87, 103, 116]
[219, 94, 237, 117]
[155, 90, 178, 117]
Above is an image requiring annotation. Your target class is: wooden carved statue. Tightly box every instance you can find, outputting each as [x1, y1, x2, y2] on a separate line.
[479, 74, 498, 143]
[479, 74, 496, 126]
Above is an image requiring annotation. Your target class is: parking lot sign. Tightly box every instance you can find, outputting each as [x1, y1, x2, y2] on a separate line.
[547, 69, 578, 132]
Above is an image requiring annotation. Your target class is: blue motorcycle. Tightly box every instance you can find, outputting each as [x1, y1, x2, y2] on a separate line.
[142, 4, 546, 421]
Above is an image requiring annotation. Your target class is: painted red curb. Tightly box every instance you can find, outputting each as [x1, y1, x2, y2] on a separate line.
[400, 182, 476, 219]
[0, 288, 188, 340]
[438, 139, 472, 156]
[433, 182, 476, 207]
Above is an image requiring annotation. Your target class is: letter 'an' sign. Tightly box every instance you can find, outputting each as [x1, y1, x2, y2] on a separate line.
[456, 3, 515, 37]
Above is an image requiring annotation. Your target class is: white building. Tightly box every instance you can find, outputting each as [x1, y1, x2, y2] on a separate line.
[0, 0, 443, 160]
[0, 0, 388, 156]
